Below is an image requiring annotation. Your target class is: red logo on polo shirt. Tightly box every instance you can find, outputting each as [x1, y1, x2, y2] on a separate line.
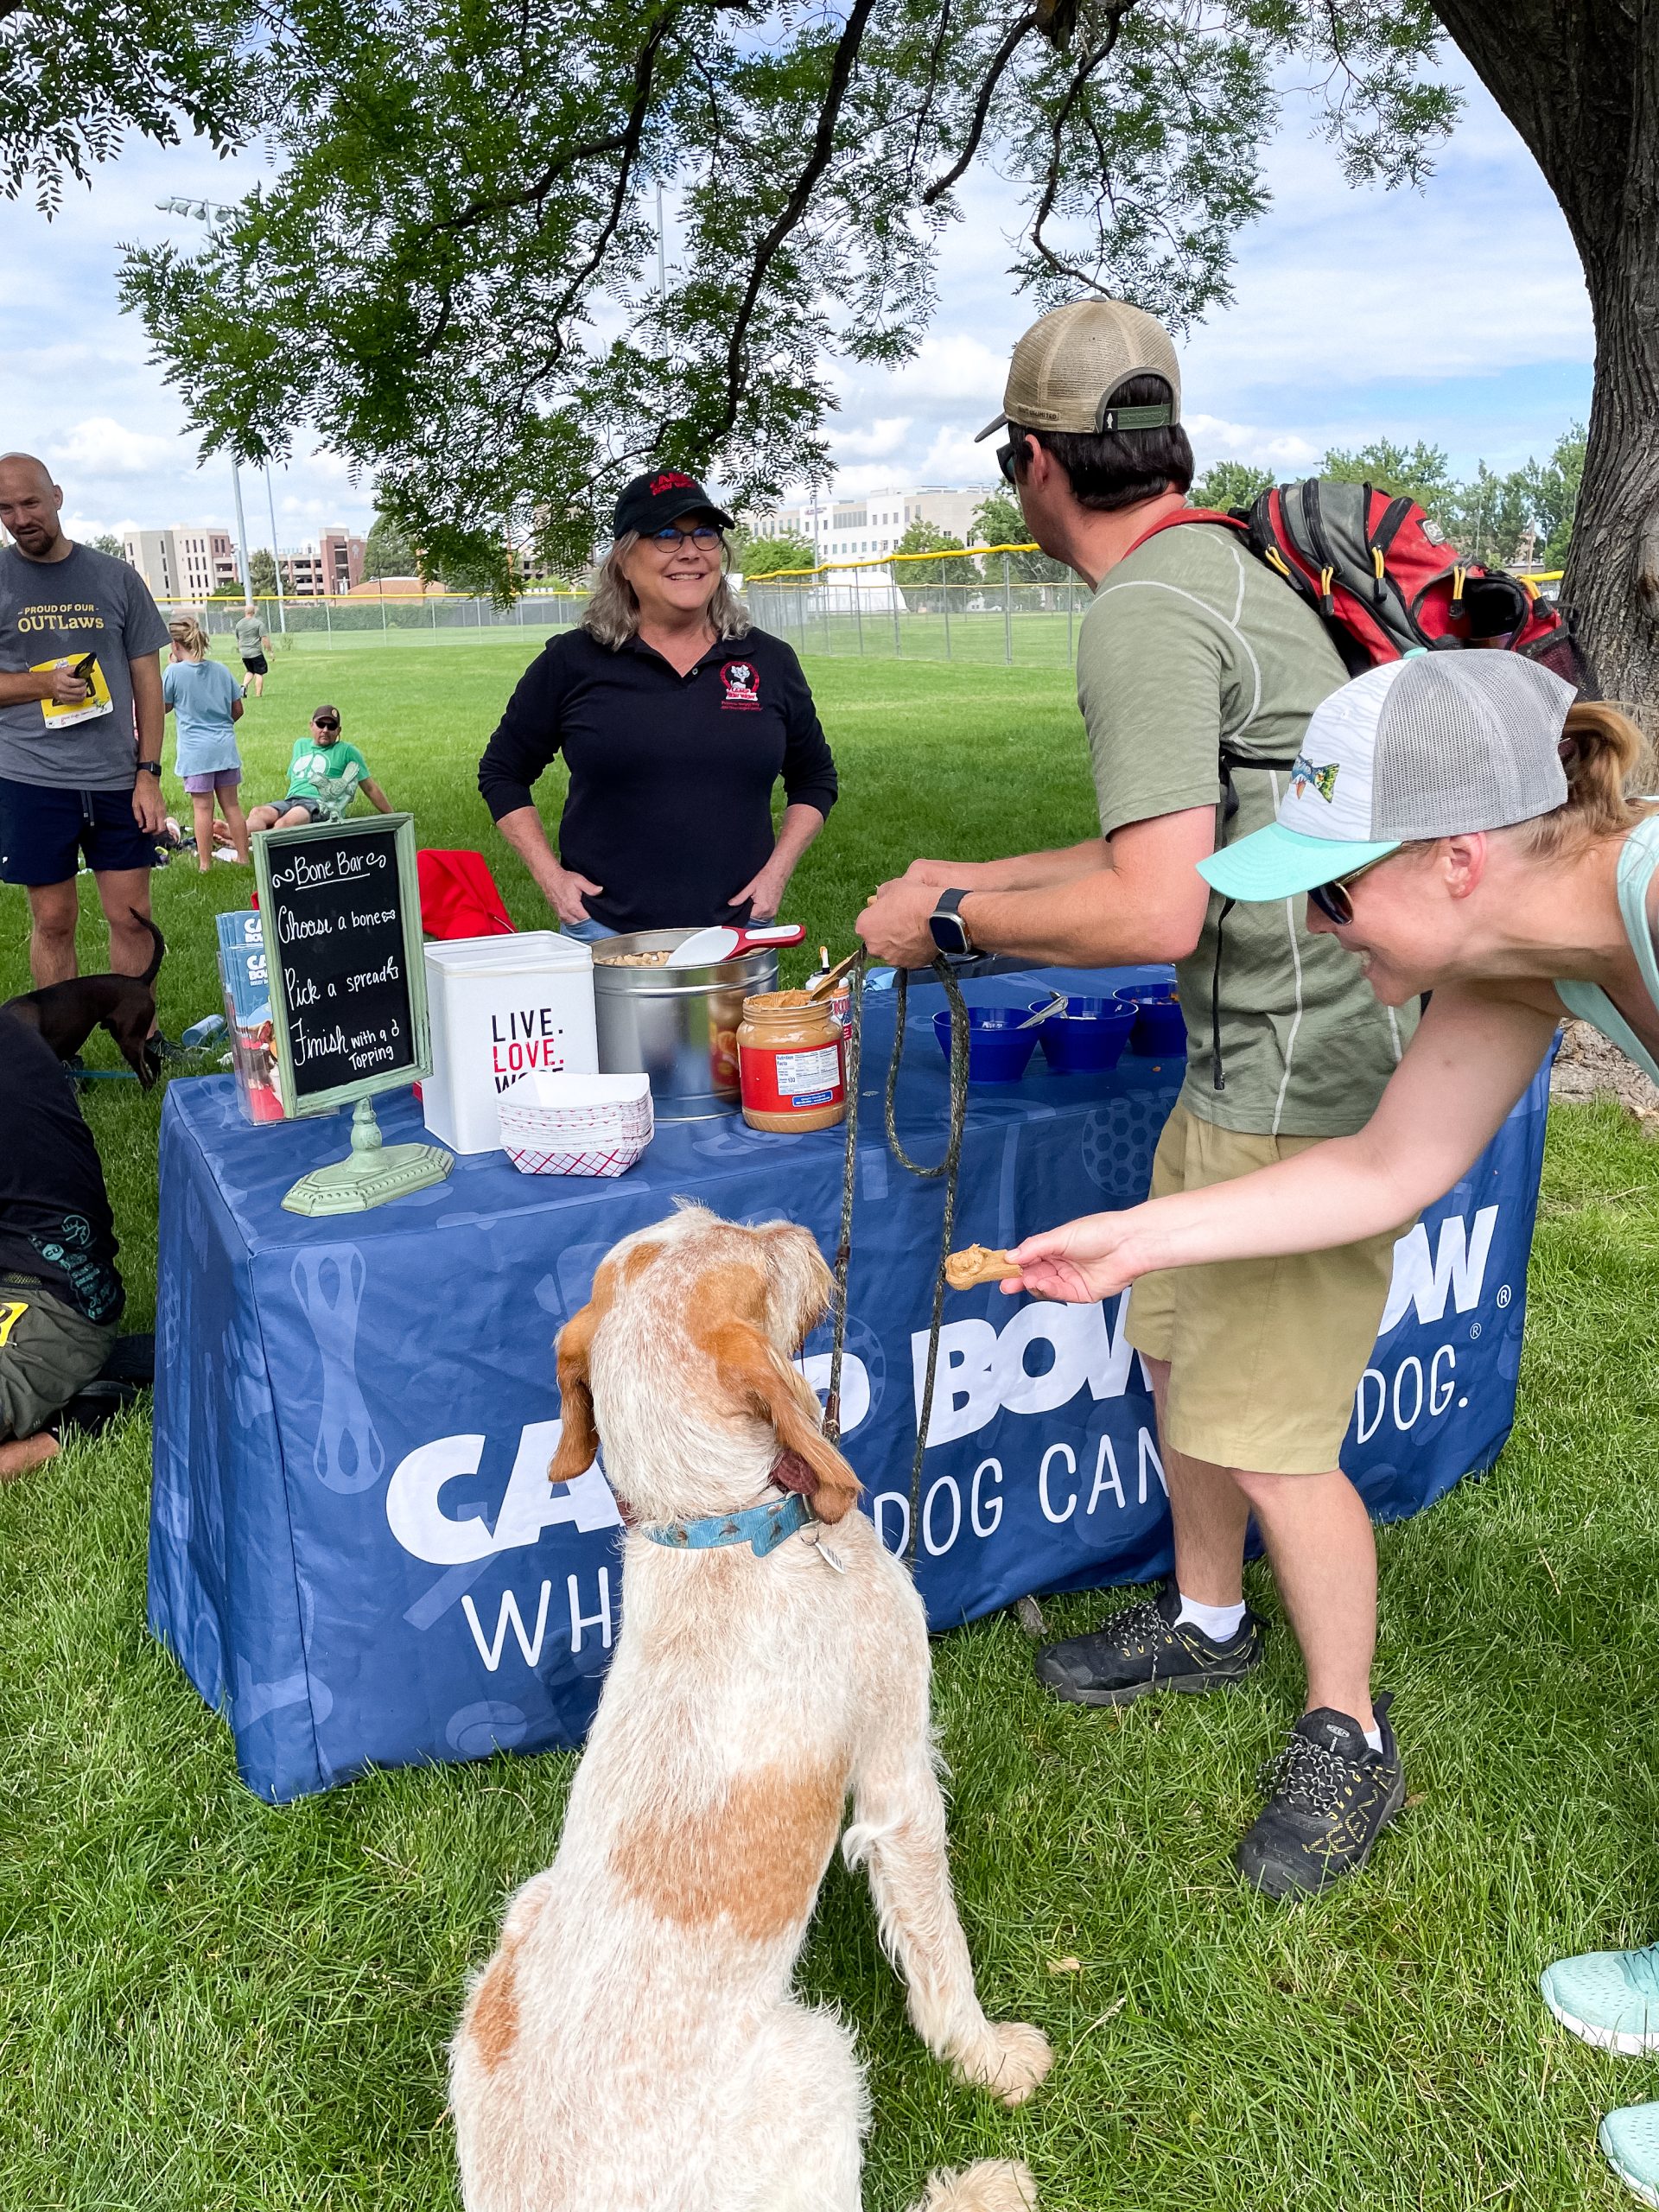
[720, 659, 760, 710]
[651, 471, 696, 494]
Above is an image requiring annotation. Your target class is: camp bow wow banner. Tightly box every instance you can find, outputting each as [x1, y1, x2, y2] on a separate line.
[149, 1050, 1549, 1802]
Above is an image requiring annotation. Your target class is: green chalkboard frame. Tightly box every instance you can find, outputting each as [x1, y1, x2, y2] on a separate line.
[252, 812, 432, 1120]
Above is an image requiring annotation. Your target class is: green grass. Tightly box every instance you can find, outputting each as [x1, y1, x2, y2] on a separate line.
[2, 642, 1656, 2209]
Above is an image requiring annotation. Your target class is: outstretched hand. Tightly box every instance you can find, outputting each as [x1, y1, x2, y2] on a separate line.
[1000, 1207, 1160, 1304]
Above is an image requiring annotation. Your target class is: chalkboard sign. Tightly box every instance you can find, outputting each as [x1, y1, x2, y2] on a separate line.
[252, 814, 431, 1118]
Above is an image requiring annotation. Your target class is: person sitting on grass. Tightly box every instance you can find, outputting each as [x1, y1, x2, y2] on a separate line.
[0, 1007, 124, 1484]
[246, 705, 393, 832]
[162, 616, 249, 872]
[999, 651, 1659, 2210]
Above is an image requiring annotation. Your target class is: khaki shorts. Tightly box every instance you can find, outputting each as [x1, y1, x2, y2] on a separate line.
[1122, 1104, 1403, 1476]
[0, 1274, 115, 1441]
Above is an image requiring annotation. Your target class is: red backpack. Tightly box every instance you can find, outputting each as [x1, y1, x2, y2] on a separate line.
[1130, 482, 1595, 1099]
[1138, 478, 1593, 690]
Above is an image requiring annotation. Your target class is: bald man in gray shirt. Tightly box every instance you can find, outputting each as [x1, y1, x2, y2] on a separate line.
[0, 453, 170, 988]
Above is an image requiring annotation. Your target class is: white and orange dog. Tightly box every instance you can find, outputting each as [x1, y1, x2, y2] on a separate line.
[451, 1205, 1051, 2211]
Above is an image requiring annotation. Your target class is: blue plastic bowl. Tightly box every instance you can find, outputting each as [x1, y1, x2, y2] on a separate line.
[1031, 995, 1136, 1074]
[932, 1004, 1039, 1083]
[1114, 984, 1187, 1056]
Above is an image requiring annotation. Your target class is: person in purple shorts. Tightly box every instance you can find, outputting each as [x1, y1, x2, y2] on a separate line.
[162, 615, 248, 869]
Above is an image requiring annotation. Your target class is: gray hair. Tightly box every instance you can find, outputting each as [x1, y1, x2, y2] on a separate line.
[582, 530, 751, 649]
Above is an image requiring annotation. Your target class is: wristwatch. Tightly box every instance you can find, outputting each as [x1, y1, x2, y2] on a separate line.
[137, 760, 162, 778]
[928, 889, 976, 957]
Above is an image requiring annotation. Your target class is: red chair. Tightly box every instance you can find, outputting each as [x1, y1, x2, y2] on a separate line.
[417, 849, 516, 940]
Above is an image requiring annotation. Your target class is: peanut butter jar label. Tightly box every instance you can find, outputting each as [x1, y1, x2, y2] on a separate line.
[738, 1036, 845, 1120]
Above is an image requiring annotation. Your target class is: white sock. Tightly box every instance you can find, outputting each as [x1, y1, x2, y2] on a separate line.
[1174, 1591, 1246, 1643]
[1363, 1726, 1383, 1754]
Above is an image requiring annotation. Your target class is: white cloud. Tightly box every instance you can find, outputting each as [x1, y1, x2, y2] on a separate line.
[830, 416, 913, 461]
[48, 416, 177, 477]
[1184, 414, 1320, 472]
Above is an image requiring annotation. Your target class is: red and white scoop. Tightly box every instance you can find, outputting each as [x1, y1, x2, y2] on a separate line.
[664, 922, 805, 969]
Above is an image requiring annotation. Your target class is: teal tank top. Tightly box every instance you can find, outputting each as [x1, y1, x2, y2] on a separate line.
[1554, 813, 1659, 1087]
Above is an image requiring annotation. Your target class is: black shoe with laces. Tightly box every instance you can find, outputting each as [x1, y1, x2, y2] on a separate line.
[1034, 1579, 1265, 1707]
[1236, 1694, 1405, 1899]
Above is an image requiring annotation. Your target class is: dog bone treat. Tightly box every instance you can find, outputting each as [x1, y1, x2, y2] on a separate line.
[944, 1243, 1020, 1289]
[593, 947, 674, 966]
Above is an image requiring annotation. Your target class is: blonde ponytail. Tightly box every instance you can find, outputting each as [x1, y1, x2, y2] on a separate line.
[168, 615, 209, 660]
[1510, 701, 1657, 860]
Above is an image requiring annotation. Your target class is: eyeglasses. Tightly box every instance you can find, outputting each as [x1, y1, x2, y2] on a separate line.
[995, 435, 1031, 486]
[1306, 856, 1387, 927]
[648, 525, 723, 551]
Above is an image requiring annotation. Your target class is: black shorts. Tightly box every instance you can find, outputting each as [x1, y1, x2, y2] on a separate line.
[240, 654, 269, 676]
[0, 777, 158, 887]
[263, 792, 321, 822]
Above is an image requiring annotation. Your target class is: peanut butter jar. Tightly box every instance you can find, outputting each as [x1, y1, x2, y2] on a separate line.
[737, 989, 847, 1133]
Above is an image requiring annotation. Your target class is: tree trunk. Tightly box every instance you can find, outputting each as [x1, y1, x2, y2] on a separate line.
[1432, 0, 1659, 716]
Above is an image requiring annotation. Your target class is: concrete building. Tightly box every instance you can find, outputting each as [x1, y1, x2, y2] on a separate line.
[279, 528, 366, 596]
[121, 525, 238, 601]
[744, 484, 996, 566]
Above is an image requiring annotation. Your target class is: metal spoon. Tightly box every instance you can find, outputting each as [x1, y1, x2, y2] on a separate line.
[1015, 991, 1069, 1030]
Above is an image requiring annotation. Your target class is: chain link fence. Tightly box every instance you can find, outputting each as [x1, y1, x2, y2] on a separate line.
[164, 550, 1086, 668]
[746, 553, 1087, 670]
[159, 592, 589, 646]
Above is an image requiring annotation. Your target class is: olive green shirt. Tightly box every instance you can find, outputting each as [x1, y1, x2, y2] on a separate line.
[1077, 521, 1414, 1135]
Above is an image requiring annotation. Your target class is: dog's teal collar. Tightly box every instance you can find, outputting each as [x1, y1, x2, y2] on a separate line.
[644, 1490, 813, 1559]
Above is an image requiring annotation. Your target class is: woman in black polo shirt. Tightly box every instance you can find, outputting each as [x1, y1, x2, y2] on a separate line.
[479, 470, 836, 938]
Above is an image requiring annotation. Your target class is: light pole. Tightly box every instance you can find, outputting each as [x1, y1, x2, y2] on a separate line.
[263, 462, 289, 632]
[155, 195, 259, 613]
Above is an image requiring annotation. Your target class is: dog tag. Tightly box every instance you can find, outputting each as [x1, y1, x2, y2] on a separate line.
[803, 1525, 847, 1573]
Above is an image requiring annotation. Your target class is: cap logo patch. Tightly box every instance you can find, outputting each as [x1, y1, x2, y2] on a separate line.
[650, 471, 696, 494]
[1289, 755, 1340, 803]
[719, 658, 760, 710]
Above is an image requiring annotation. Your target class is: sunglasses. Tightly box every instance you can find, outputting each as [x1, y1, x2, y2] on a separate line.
[648, 524, 723, 551]
[313, 718, 340, 732]
[1306, 855, 1387, 927]
[995, 434, 1031, 486]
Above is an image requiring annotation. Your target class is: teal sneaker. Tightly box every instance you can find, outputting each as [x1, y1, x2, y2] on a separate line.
[1540, 1942, 1659, 2055]
[1601, 2105, 1659, 2207]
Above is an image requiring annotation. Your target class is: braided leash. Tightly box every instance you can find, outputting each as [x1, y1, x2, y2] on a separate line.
[822, 952, 971, 1572]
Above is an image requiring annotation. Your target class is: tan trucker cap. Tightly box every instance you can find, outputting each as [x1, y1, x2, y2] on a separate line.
[976, 298, 1182, 442]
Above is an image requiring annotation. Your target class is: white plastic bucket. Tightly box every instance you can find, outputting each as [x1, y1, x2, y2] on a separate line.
[422, 931, 598, 1153]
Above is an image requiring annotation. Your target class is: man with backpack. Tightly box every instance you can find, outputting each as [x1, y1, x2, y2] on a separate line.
[857, 298, 1418, 1897]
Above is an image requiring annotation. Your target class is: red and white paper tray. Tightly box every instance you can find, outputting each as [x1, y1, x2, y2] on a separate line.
[497, 1071, 654, 1178]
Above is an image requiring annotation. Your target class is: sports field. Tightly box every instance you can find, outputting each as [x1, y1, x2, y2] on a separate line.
[1, 639, 1655, 2209]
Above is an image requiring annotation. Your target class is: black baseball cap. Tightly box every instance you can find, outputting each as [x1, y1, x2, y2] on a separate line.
[612, 468, 734, 538]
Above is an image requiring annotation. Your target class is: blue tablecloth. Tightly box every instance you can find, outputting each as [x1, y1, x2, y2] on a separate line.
[149, 965, 1552, 1801]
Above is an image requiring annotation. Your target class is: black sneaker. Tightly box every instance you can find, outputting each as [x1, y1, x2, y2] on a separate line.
[1236, 1694, 1405, 1899]
[1035, 1580, 1265, 1707]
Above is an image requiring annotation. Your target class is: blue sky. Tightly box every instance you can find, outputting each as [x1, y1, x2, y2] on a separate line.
[0, 61, 1592, 545]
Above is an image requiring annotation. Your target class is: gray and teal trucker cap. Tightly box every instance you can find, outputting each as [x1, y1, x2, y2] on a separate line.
[1198, 652, 1577, 903]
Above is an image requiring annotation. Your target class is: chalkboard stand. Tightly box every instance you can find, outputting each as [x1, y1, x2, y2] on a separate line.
[250, 810, 454, 1215]
[281, 1096, 453, 1217]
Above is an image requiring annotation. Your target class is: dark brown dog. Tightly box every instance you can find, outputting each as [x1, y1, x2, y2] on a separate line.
[3, 912, 166, 1087]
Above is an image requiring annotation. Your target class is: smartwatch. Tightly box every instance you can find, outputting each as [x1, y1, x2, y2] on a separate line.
[928, 889, 976, 957]
[137, 760, 162, 778]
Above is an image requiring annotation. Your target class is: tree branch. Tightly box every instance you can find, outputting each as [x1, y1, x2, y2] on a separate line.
[707, 0, 880, 444]
[1027, 4, 1135, 284]
[921, 8, 1040, 206]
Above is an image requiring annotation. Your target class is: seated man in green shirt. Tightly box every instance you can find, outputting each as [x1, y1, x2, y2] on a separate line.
[246, 703, 394, 832]
[858, 298, 1414, 1901]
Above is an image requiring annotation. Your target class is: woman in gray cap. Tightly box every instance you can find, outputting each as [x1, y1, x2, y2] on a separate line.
[1002, 646, 1659, 2209]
